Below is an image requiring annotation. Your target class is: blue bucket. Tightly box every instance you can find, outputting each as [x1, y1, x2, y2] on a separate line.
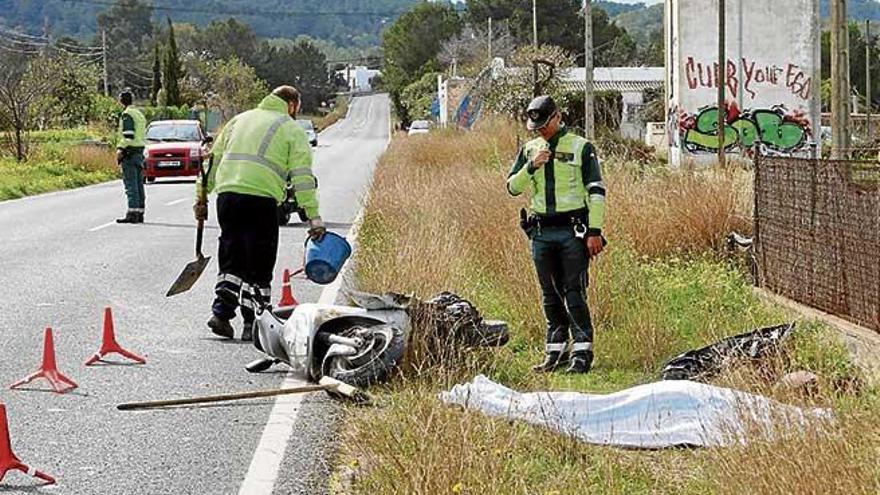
[304, 231, 352, 285]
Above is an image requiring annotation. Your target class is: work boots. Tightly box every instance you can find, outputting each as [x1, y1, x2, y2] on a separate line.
[207, 315, 235, 339]
[241, 321, 254, 342]
[116, 211, 137, 224]
[115, 211, 144, 224]
[564, 351, 594, 374]
[532, 350, 569, 373]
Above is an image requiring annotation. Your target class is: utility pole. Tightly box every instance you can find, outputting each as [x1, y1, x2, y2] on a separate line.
[867, 20, 872, 140]
[102, 29, 109, 96]
[584, 0, 594, 139]
[717, 0, 726, 166]
[532, 0, 538, 46]
[831, 0, 851, 158]
[488, 17, 493, 61]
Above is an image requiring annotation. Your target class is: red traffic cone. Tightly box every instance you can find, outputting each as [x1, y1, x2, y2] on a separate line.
[278, 269, 299, 308]
[0, 405, 55, 485]
[9, 328, 78, 394]
[84, 307, 146, 366]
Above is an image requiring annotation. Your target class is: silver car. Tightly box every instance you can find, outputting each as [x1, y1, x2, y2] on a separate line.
[296, 119, 318, 147]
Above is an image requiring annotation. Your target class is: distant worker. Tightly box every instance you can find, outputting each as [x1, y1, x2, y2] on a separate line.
[116, 89, 147, 224]
[194, 85, 325, 341]
[507, 95, 607, 374]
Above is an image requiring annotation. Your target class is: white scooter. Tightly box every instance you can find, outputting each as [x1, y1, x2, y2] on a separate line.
[245, 291, 509, 388]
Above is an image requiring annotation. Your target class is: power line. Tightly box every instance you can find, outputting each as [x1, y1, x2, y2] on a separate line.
[58, 0, 409, 18]
[0, 26, 48, 41]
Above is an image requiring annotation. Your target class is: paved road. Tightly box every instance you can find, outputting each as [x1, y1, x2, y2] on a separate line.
[0, 94, 389, 494]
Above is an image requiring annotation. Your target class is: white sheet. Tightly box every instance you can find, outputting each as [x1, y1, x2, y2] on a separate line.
[439, 375, 832, 448]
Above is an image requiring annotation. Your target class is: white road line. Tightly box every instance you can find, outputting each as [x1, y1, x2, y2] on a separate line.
[237, 189, 368, 495]
[88, 221, 116, 232]
[164, 198, 189, 206]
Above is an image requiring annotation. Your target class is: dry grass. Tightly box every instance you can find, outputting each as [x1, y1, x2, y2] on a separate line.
[67, 144, 117, 173]
[339, 121, 880, 495]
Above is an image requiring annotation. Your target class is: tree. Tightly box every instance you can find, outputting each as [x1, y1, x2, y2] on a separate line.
[0, 53, 64, 161]
[208, 57, 268, 122]
[439, 24, 516, 77]
[465, 0, 637, 66]
[150, 43, 162, 106]
[485, 44, 575, 122]
[96, 0, 154, 95]
[192, 18, 260, 66]
[401, 72, 442, 121]
[821, 22, 880, 110]
[163, 18, 184, 107]
[255, 39, 332, 113]
[382, 2, 463, 123]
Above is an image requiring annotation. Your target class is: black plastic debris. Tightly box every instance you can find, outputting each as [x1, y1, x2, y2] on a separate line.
[661, 323, 795, 381]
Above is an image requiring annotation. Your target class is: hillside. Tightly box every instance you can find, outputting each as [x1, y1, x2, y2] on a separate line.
[0, 0, 422, 46]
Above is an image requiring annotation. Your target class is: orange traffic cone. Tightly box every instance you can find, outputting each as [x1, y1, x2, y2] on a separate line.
[0, 405, 55, 485]
[84, 307, 146, 366]
[278, 269, 299, 308]
[9, 328, 78, 394]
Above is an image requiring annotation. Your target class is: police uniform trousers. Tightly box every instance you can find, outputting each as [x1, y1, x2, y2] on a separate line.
[530, 225, 594, 354]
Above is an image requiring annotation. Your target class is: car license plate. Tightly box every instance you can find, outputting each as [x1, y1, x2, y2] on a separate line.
[157, 160, 181, 168]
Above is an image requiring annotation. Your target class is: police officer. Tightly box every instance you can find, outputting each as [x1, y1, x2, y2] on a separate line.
[195, 85, 325, 341]
[507, 95, 606, 374]
[116, 89, 147, 224]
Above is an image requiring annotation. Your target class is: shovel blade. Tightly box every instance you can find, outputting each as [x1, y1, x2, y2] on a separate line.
[166, 255, 211, 297]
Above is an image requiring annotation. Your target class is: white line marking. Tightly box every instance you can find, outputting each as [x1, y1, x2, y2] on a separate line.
[88, 221, 116, 232]
[238, 98, 376, 495]
[165, 198, 189, 206]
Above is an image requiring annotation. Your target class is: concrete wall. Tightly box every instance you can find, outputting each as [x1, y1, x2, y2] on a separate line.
[666, 0, 821, 165]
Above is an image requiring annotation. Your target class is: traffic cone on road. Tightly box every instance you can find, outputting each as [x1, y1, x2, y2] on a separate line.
[0, 405, 55, 485]
[9, 328, 78, 394]
[84, 307, 146, 366]
[277, 269, 299, 308]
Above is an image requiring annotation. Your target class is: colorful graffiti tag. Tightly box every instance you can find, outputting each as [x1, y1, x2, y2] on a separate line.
[679, 102, 811, 154]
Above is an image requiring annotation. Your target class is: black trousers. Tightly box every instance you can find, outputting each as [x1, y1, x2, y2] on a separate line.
[530, 225, 594, 354]
[212, 192, 279, 323]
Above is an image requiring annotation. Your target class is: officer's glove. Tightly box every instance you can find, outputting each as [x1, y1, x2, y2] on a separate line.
[307, 218, 326, 241]
[193, 201, 209, 222]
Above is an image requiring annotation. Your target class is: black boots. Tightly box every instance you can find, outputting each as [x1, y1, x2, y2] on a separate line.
[532, 351, 568, 373]
[533, 349, 593, 374]
[241, 321, 254, 342]
[116, 211, 144, 224]
[564, 351, 594, 374]
[207, 315, 235, 339]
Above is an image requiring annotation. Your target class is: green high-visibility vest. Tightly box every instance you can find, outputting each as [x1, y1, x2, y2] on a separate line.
[507, 126, 606, 233]
[200, 94, 320, 220]
[117, 107, 146, 149]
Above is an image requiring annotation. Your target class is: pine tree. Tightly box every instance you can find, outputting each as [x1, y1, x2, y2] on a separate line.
[150, 42, 162, 106]
[162, 17, 183, 107]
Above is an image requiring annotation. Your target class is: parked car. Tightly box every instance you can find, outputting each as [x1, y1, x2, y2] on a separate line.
[408, 120, 431, 136]
[143, 120, 210, 182]
[297, 119, 318, 147]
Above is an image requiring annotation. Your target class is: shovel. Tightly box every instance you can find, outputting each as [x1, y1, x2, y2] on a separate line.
[166, 158, 212, 297]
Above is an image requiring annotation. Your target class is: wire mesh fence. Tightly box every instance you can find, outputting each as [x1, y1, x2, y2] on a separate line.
[754, 154, 880, 333]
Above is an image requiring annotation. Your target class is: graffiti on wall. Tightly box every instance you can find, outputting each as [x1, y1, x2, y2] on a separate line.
[684, 57, 812, 101]
[677, 101, 811, 154]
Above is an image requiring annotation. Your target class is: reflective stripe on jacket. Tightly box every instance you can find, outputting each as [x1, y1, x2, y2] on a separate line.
[117, 107, 146, 149]
[507, 126, 606, 233]
[201, 94, 319, 219]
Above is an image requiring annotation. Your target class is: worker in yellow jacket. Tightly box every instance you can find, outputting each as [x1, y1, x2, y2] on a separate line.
[195, 86, 324, 341]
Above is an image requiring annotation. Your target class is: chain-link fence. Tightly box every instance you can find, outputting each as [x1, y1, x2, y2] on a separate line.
[754, 155, 880, 332]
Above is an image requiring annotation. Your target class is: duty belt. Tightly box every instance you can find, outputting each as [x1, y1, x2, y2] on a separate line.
[532, 208, 588, 227]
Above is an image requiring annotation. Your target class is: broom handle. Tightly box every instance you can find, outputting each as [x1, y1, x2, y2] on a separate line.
[117, 384, 329, 411]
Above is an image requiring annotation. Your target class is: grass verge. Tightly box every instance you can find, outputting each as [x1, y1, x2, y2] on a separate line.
[0, 127, 118, 201]
[336, 122, 879, 494]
